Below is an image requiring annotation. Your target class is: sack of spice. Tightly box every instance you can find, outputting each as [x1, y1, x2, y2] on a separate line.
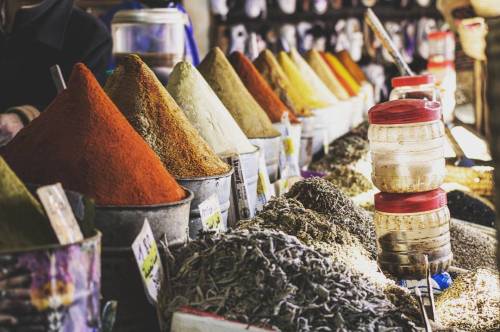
[105, 54, 231, 179]
[305, 49, 350, 100]
[1, 63, 186, 206]
[228, 51, 300, 124]
[166, 61, 256, 157]
[254, 49, 313, 117]
[197, 47, 280, 140]
[0, 157, 57, 250]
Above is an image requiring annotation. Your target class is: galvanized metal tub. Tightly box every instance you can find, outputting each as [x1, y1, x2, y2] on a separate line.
[1, 186, 101, 332]
[227, 147, 259, 227]
[94, 188, 194, 247]
[177, 169, 234, 239]
[299, 116, 315, 169]
[249, 135, 282, 182]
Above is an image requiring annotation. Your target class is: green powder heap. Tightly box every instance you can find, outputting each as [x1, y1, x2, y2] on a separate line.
[0, 157, 56, 250]
[105, 54, 230, 179]
[197, 47, 280, 139]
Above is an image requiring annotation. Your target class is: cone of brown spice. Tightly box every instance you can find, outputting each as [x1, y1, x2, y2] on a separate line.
[229, 51, 300, 124]
[105, 54, 230, 179]
[197, 47, 280, 139]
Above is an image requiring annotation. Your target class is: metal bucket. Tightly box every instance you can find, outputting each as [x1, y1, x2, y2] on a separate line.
[249, 136, 282, 183]
[299, 116, 315, 169]
[177, 169, 234, 239]
[94, 188, 194, 247]
[227, 147, 259, 227]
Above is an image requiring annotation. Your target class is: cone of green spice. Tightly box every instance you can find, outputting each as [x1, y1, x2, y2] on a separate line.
[197, 47, 280, 139]
[0, 157, 57, 250]
[105, 55, 230, 179]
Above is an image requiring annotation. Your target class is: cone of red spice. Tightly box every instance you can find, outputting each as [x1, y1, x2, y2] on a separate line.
[0, 63, 186, 206]
[229, 51, 300, 124]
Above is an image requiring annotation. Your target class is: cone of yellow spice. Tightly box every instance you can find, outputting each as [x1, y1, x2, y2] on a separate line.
[254, 49, 312, 117]
[197, 47, 280, 139]
[321, 52, 361, 97]
[277, 51, 329, 109]
[105, 54, 231, 179]
[305, 49, 350, 100]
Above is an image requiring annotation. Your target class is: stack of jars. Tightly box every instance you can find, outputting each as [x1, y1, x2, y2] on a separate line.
[368, 95, 452, 279]
[427, 31, 457, 123]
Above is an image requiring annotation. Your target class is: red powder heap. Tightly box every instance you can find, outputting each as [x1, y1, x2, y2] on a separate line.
[229, 51, 300, 124]
[1, 63, 186, 206]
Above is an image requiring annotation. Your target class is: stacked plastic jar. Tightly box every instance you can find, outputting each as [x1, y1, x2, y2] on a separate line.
[390, 74, 439, 102]
[428, 31, 455, 62]
[368, 99, 452, 279]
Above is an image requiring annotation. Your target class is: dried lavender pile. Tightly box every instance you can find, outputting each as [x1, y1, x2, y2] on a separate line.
[285, 177, 377, 258]
[450, 219, 497, 270]
[323, 165, 373, 197]
[161, 229, 418, 331]
[436, 269, 500, 332]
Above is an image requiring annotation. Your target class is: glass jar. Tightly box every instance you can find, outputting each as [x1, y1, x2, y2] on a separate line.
[390, 74, 440, 102]
[368, 99, 445, 193]
[112, 8, 185, 82]
[374, 189, 452, 279]
[428, 31, 455, 62]
[427, 60, 456, 123]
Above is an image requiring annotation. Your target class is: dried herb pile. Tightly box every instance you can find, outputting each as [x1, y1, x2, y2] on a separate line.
[447, 190, 496, 228]
[285, 177, 377, 258]
[323, 165, 373, 197]
[450, 219, 497, 271]
[436, 268, 500, 332]
[161, 229, 418, 331]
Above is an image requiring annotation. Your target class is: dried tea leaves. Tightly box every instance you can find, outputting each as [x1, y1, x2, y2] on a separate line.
[285, 177, 377, 258]
[105, 54, 230, 178]
[197, 48, 280, 139]
[161, 229, 418, 331]
[324, 165, 373, 197]
[447, 190, 496, 228]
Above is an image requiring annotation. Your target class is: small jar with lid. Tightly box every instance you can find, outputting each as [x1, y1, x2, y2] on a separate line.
[428, 31, 456, 62]
[368, 99, 445, 193]
[390, 74, 440, 102]
[427, 60, 456, 123]
[374, 189, 452, 279]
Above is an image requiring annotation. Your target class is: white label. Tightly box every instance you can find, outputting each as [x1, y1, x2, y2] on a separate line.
[230, 155, 252, 219]
[199, 194, 224, 232]
[256, 149, 272, 211]
[36, 183, 83, 245]
[132, 219, 164, 305]
[279, 113, 301, 179]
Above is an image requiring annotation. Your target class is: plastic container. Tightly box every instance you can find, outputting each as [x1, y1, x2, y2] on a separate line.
[112, 8, 185, 81]
[390, 74, 440, 102]
[428, 31, 455, 62]
[368, 99, 446, 193]
[427, 60, 456, 123]
[374, 189, 453, 279]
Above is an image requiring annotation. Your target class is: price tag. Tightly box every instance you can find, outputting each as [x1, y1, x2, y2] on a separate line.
[278, 113, 301, 179]
[230, 155, 252, 219]
[132, 219, 164, 305]
[256, 150, 272, 211]
[199, 194, 224, 232]
[36, 183, 83, 245]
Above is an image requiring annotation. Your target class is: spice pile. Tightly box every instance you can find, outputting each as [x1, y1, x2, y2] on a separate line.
[105, 55, 230, 179]
[1, 63, 185, 206]
[447, 190, 496, 228]
[166, 61, 256, 157]
[305, 49, 349, 100]
[323, 166, 373, 197]
[285, 177, 377, 258]
[0, 157, 55, 250]
[436, 268, 500, 332]
[198, 47, 280, 139]
[161, 229, 418, 331]
[450, 219, 497, 270]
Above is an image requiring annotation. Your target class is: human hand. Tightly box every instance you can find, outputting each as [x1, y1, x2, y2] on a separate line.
[0, 113, 24, 146]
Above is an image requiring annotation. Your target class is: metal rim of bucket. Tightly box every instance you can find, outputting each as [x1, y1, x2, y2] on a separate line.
[0, 230, 102, 255]
[176, 167, 234, 182]
[95, 187, 194, 210]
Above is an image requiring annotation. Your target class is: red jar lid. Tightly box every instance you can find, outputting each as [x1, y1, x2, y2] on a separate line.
[368, 99, 441, 125]
[375, 189, 447, 214]
[427, 60, 455, 69]
[391, 74, 434, 88]
[428, 31, 454, 40]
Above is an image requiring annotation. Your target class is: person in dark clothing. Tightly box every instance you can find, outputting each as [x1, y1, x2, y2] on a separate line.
[0, 0, 112, 145]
